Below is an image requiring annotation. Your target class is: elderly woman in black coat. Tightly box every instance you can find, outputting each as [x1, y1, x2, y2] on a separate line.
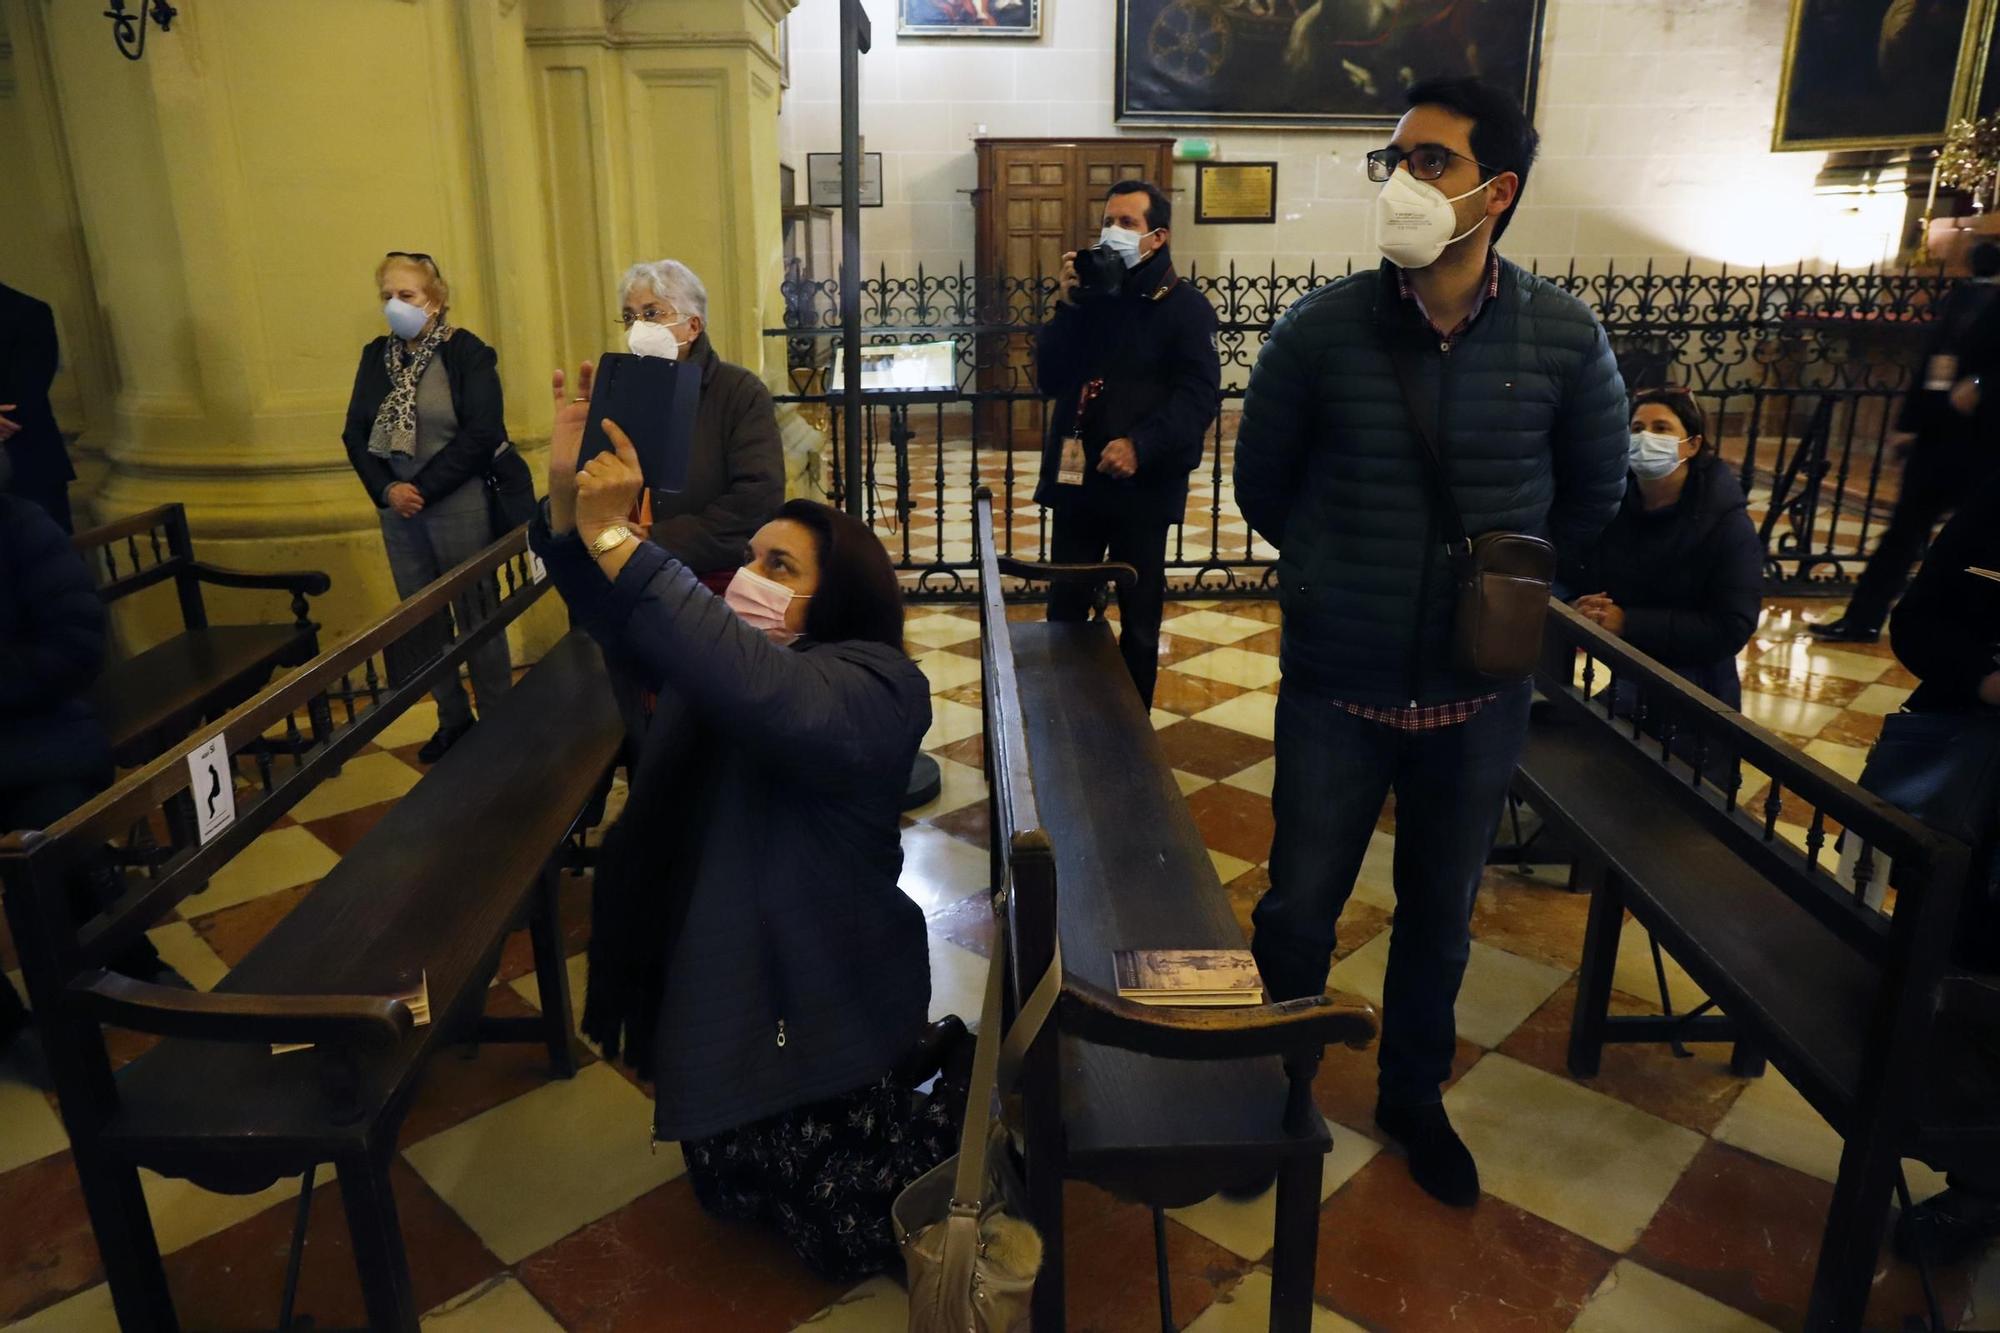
[1565, 386, 1764, 709]
[340, 252, 515, 763]
[529, 362, 960, 1282]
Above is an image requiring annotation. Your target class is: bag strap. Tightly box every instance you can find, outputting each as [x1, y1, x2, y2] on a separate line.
[1382, 333, 1472, 558]
[946, 893, 1062, 1214]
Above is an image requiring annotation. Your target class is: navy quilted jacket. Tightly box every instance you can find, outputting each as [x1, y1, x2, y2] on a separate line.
[531, 519, 933, 1139]
[1235, 259, 1629, 707]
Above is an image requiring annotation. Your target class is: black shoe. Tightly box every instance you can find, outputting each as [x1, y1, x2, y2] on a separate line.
[893, 1015, 969, 1088]
[1375, 1100, 1480, 1207]
[417, 718, 476, 764]
[1807, 617, 1880, 644]
[1894, 1187, 2000, 1267]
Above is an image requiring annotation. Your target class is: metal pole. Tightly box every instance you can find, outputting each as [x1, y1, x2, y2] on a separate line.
[838, 0, 870, 519]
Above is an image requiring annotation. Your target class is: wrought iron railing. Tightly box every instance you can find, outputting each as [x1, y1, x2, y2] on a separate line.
[766, 260, 1953, 598]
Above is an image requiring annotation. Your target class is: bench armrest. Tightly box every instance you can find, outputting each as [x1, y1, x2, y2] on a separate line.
[996, 557, 1138, 595]
[187, 561, 333, 599]
[1940, 973, 2000, 1030]
[68, 970, 413, 1047]
[1057, 977, 1377, 1061]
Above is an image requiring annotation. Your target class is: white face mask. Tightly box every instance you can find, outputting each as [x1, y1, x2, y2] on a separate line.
[1096, 225, 1155, 270]
[384, 297, 432, 340]
[1629, 430, 1687, 481]
[724, 565, 809, 644]
[626, 319, 682, 360]
[1372, 169, 1494, 270]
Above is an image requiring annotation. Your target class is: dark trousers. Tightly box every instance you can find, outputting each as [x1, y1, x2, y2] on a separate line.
[1046, 505, 1170, 707]
[1846, 443, 1996, 631]
[1252, 681, 1533, 1107]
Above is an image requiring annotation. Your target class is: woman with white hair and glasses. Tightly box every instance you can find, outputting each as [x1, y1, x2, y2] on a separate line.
[614, 259, 785, 595]
[341, 251, 513, 763]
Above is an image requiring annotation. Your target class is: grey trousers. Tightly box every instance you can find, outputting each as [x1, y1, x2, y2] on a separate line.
[377, 484, 511, 730]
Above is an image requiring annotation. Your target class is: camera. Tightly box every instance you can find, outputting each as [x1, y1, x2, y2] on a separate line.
[1071, 244, 1127, 300]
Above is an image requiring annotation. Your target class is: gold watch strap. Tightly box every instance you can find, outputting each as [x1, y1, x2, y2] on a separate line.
[587, 524, 635, 559]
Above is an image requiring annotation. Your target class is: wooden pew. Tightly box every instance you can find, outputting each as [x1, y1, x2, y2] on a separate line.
[1514, 600, 1998, 1331]
[73, 503, 332, 769]
[0, 528, 624, 1333]
[971, 488, 1378, 1333]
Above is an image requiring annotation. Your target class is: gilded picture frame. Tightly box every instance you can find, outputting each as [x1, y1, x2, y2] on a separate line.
[898, 0, 1042, 38]
[1114, 0, 1548, 131]
[1773, 0, 1995, 151]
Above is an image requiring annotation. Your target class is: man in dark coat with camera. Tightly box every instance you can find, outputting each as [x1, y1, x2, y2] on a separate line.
[1033, 180, 1220, 706]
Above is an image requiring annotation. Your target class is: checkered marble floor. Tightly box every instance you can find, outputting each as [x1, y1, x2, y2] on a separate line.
[3, 599, 1996, 1331]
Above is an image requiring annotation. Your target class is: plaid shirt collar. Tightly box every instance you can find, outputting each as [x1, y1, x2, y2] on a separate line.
[1395, 250, 1502, 339]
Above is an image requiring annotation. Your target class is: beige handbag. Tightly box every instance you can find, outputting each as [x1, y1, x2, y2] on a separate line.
[893, 903, 1060, 1332]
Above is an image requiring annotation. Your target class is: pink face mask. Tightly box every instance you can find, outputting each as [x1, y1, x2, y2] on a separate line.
[724, 565, 808, 644]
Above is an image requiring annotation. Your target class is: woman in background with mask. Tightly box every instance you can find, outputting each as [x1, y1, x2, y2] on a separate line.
[615, 259, 784, 594]
[529, 369, 963, 1281]
[341, 251, 512, 762]
[1563, 387, 1764, 709]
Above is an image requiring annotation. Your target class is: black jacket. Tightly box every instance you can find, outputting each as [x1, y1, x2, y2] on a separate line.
[1890, 475, 2000, 713]
[645, 334, 786, 575]
[0, 495, 110, 789]
[340, 328, 507, 506]
[1235, 259, 1629, 706]
[529, 515, 933, 1140]
[0, 284, 68, 492]
[1562, 454, 1764, 708]
[1900, 278, 2000, 443]
[1033, 246, 1221, 523]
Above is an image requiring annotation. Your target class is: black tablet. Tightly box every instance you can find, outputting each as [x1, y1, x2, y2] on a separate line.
[577, 352, 701, 494]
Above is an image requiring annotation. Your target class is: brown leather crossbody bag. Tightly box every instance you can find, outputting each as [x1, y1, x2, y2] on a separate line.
[1384, 335, 1556, 681]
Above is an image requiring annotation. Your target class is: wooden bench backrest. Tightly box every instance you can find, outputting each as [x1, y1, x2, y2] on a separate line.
[0, 528, 547, 1017]
[71, 503, 211, 630]
[1536, 601, 1978, 1079]
[973, 489, 1059, 1018]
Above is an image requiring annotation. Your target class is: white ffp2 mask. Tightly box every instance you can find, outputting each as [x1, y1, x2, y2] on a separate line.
[627, 320, 681, 360]
[1372, 169, 1494, 270]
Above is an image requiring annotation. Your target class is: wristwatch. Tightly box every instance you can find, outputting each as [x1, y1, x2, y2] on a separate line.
[587, 524, 636, 559]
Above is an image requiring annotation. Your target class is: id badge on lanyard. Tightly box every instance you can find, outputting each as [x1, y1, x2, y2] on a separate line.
[1058, 378, 1104, 487]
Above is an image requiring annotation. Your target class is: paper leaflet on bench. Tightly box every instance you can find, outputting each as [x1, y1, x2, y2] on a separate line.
[271, 972, 431, 1055]
[1113, 949, 1265, 1007]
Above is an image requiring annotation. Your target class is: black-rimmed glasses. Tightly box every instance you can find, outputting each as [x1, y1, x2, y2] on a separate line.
[384, 251, 443, 281]
[1365, 145, 1496, 184]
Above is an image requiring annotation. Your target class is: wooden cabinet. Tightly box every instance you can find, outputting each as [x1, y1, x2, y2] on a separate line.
[971, 137, 1174, 440]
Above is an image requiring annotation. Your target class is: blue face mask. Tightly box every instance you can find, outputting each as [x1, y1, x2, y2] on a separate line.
[1096, 225, 1156, 269]
[384, 297, 431, 340]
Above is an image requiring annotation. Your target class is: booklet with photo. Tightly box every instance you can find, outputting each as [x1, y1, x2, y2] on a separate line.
[1112, 949, 1265, 1007]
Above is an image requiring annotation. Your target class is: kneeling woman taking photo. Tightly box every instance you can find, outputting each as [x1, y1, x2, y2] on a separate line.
[529, 364, 960, 1282]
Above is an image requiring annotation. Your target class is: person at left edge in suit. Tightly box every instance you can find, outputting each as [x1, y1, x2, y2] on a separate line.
[0, 282, 72, 533]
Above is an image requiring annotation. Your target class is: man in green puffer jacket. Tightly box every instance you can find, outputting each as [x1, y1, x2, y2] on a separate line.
[1234, 76, 1629, 1209]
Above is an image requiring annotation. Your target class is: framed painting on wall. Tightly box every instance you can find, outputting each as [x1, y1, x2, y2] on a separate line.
[1774, 0, 1988, 150]
[899, 0, 1042, 37]
[1116, 0, 1548, 130]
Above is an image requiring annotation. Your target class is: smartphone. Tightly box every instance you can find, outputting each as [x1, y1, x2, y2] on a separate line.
[577, 352, 701, 494]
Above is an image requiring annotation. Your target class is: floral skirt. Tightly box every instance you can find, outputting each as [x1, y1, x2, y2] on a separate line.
[682, 1075, 957, 1283]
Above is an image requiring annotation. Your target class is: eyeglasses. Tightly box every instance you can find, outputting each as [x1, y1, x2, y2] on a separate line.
[1365, 145, 1497, 184]
[384, 250, 443, 281]
[617, 305, 685, 329]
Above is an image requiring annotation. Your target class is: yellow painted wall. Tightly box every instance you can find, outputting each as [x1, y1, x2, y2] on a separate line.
[1, 0, 795, 666]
